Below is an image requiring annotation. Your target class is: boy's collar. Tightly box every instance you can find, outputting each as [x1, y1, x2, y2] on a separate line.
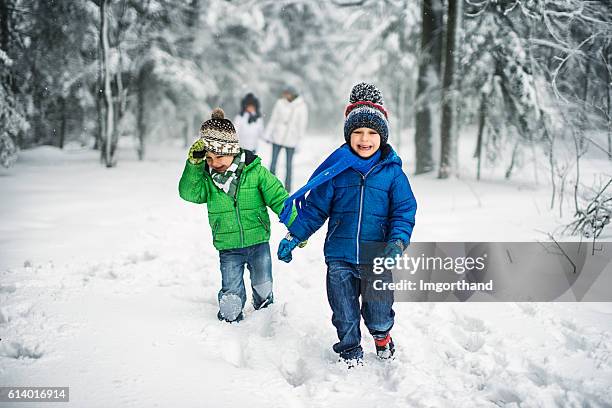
[379, 143, 392, 160]
[243, 149, 257, 166]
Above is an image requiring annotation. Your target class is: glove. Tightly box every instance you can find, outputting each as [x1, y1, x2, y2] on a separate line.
[277, 233, 303, 263]
[188, 138, 207, 165]
[380, 240, 405, 267]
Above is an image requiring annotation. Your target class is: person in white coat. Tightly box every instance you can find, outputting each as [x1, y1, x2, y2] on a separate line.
[233, 93, 264, 154]
[263, 86, 308, 192]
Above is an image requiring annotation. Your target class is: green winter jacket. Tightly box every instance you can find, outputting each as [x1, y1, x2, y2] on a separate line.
[178, 149, 296, 251]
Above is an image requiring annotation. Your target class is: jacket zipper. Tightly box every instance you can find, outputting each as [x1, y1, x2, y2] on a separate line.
[355, 162, 384, 263]
[206, 162, 249, 247]
[234, 182, 244, 247]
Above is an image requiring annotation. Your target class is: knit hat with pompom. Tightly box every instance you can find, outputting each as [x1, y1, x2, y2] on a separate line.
[200, 108, 241, 156]
[343, 82, 389, 145]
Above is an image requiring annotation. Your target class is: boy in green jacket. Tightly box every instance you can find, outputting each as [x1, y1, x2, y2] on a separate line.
[179, 108, 295, 323]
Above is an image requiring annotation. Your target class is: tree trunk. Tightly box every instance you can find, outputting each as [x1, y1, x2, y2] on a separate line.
[548, 134, 556, 210]
[0, 0, 9, 53]
[505, 138, 520, 180]
[94, 65, 104, 151]
[606, 44, 611, 160]
[580, 46, 590, 152]
[414, 0, 443, 174]
[396, 82, 406, 155]
[100, 0, 115, 167]
[474, 92, 486, 181]
[31, 59, 44, 145]
[136, 68, 146, 161]
[110, 51, 125, 161]
[59, 96, 66, 149]
[438, 0, 461, 179]
[573, 129, 581, 215]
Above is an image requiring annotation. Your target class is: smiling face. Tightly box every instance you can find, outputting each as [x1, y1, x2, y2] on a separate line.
[205, 151, 235, 173]
[349, 127, 381, 158]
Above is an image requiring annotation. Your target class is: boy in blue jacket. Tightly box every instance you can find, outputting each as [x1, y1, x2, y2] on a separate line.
[276, 83, 417, 366]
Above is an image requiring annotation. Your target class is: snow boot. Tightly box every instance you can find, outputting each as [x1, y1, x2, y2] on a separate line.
[253, 295, 273, 311]
[338, 346, 364, 369]
[374, 334, 395, 360]
[218, 293, 243, 323]
[217, 310, 244, 323]
[340, 357, 363, 369]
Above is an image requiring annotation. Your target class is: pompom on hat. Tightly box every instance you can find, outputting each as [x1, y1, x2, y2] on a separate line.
[343, 82, 389, 145]
[200, 108, 241, 156]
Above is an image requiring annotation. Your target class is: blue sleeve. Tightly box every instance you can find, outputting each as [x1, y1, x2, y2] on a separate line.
[388, 167, 417, 246]
[288, 180, 334, 241]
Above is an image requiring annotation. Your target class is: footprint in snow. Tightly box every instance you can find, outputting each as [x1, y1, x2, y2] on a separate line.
[279, 353, 311, 387]
[516, 302, 539, 316]
[486, 385, 523, 406]
[0, 283, 16, 294]
[451, 327, 486, 353]
[525, 361, 551, 387]
[200, 320, 250, 368]
[454, 315, 488, 333]
[0, 308, 8, 324]
[0, 340, 44, 359]
[124, 251, 157, 265]
[221, 335, 249, 368]
[252, 302, 290, 338]
[370, 355, 405, 392]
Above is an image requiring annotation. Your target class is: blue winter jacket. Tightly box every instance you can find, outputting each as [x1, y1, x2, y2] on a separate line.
[288, 144, 417, 264]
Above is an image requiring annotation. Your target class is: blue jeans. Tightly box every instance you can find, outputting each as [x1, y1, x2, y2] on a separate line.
[269, 143, 295, 192]
[218, 242, 273, 320]
[326, 260, 395, 360]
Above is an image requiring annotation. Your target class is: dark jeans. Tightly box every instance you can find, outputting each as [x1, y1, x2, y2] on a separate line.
[269, 143, 295, 192]
[326, 260, 395, 360]
[218, 242, 273, 320]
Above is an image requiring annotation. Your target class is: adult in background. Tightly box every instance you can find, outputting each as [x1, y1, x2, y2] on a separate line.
[264, 85, 308, 192]
[234, 93, 264, 154]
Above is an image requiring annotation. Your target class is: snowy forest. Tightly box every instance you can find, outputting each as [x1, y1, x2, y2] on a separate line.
[2, 0, 612, 239]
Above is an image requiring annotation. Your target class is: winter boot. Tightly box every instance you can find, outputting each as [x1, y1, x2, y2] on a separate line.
[340, 357, 364, 369]
[338, 346, 364, 369]
[253, 295, 273, 311]
[374, 334, 395, 360]
[217, 310, 244, 323]
[218, 293, 243, 323]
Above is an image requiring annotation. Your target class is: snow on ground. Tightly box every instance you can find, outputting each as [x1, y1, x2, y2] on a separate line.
[1, 133, 611, 407]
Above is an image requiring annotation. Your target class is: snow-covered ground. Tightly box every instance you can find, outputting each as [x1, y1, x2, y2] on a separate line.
[1, 133, 611, 407]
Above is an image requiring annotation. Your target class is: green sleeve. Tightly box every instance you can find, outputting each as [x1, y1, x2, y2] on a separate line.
[258, 166, 297, 226]
[178, 160, 210, 204]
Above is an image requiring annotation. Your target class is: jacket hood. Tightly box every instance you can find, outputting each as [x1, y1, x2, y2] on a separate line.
[380, 144, 402, 167]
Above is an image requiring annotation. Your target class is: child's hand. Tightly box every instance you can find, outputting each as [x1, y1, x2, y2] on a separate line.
[188, 139, 206, 165]
[277, 233, 301, 263]
[381, 240, 405, 263]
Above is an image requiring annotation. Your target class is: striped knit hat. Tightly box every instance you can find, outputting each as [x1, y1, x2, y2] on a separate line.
[200, 108, 241, 156]
[343, 82, 389, 145]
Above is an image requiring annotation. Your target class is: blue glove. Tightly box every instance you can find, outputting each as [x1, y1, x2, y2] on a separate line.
[381, 240, 405, 265]
[277, 233, 301, 263]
